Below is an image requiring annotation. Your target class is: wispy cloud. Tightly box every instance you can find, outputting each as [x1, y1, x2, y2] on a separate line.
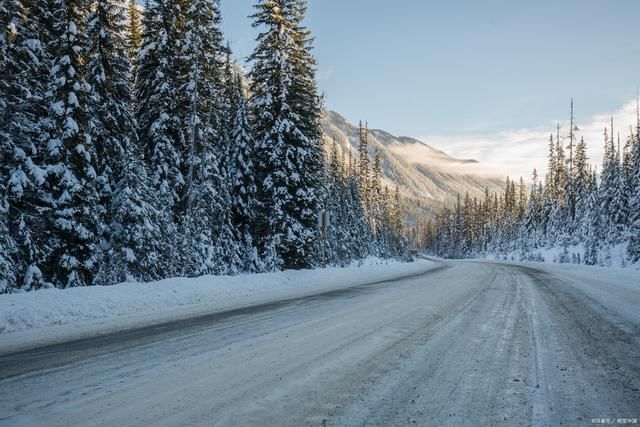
[418, 99, 639, 180]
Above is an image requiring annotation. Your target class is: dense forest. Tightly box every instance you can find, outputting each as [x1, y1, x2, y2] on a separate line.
[0, 0, 407, 292]
[423, 101, 640, 267]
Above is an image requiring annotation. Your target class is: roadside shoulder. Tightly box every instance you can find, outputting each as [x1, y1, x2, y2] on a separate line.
[0, 258, 440, 354]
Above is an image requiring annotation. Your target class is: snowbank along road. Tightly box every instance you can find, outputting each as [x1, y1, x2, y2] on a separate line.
[0, 259, 639, 426]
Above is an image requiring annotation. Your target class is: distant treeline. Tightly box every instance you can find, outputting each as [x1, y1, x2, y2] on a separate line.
[423, 101, 640, 266]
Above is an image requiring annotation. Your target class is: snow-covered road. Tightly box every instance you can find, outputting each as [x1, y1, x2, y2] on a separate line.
[1, 260, 639, 426]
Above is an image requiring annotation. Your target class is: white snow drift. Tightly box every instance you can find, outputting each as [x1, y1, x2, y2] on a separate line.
[0, 258, 438, 353]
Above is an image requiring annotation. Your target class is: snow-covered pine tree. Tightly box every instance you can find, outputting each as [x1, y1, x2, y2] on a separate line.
[345, 149, 372, 259]
[453, 194, 465, 257]
[600, 120, 627, 244]
[180, 0, 239, 276]
[325, 140, 351, 265]
[554, 124, 567, 204]
[545, 127, 571, 246]
[370, 148, 383, 240]
[480, 187, 492, 251]
[249, 0, 324, 270]
[552, 124, 571, 245]
[287, 0, 327, 229]
[358, 121, 370, 214]
[378, 185, 392, 256]
[389, 184, 407, 257]
[228, 72, 262, 272]
[472, 197, 483, 254]
[523, 170, 542, 249]
[0, 0, 52, 290]
[545, 133, 556, 201]
[135, 0, 185, 218]
[85, 0, 137, 280]
[505, 179, 518, 253]
[541, 134, 556, 243]
[517, 177, 527, 220]
[573, 136, 590, 235]
[622, 132, 635, 200]
[583, 186, 601, 265]
[0, 178, 16, 292]
[97, 142, 169, 284]
[40, 0, 101, 287]
[127, 0, 142, 67]
[565, 99, 577, 222]
[626, 117, 640, 263]
[221, 48, 237, 155]
[462, 192, 474, 255]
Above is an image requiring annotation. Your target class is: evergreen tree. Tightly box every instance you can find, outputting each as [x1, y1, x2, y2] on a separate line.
[97, 143, 169, 284]
[541, 134, 557, 242]
[462, 192, 474, 255]
[583, 189, 601, 265]
[622, 132, 635, 198]
[554, 124, 567, 204]
[345, 149, 372, 259]
[370, 148, 383, 238]
[325, 140, 351, 265]
[379, 185, 392, 255]
[574, 136, 590, 233]
[249, 0, 324, 270]
[136, 0, 185, 216]
[545, 133, 556, 200]
[517, 177, 527, 219]
[0, 182, 16, 292]
[127, 0, 142, 67]
[358, 122, 370, 213]
[391, 185, 404, 250]
[565, 99, 578, 221]
[626, 118, 640, 262]
[180, 0, 239, 276]
[86, 0, 136, 276]
[600, 120, 627, 244]
[545, 125, 569, 245]
[229, 73, 261, 272]
[286, 0, 326, 217]
[0, 0, 51, 290]
[40, 0, 100, 287]
[524, 170, 542, 248]
[627, 208, 640, 263]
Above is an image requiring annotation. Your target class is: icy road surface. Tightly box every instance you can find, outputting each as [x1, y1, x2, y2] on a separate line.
[1, 260, 639, 426]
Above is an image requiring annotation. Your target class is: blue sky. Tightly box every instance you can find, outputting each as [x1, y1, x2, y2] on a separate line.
[221, 1, 640, 176]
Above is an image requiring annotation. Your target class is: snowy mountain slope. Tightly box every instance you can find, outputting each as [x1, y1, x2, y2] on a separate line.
[370, 130, 477, 165]
[321, 110, 504, 219]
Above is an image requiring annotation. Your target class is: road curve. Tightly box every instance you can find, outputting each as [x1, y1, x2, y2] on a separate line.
[0, 260, 638, 426]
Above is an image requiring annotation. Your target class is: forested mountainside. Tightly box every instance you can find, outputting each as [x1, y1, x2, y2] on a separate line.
[321, 110, 504, 228]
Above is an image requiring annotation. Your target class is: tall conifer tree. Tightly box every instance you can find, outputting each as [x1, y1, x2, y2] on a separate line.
[0, 0, 52, 290]
[40, 0, 101, 287]
[249, 0, 324, 270]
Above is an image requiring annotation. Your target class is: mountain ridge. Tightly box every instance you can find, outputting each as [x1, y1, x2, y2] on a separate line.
[321, 110, 505, 223]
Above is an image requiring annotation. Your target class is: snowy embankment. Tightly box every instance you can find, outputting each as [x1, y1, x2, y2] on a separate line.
[528, 262, 640, 324]
[484, 242, 639, 269]
[461, 257, 640, 324]
[0, 258, 438, 353]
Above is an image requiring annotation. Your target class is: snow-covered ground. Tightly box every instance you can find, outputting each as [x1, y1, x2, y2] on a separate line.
[461, 257, 640, 324]
[522, 261, 640, 324]
[485, 243, 639, 269]
[0, 258, 437, 354]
